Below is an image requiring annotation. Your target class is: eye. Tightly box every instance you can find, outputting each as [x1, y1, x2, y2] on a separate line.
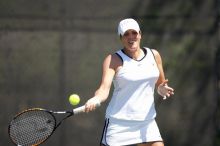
[123, 31, 138, 37]
[131, 31, 138, 35]
[124, 32, 130, 37]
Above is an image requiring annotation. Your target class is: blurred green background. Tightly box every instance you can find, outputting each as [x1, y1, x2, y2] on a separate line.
[0, 0, 219, 146]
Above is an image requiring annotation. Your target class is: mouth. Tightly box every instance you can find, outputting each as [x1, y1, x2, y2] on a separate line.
[128, 40, 135, 44]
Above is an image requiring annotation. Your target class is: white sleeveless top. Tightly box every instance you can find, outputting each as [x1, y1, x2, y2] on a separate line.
[105, 47, 160, 121]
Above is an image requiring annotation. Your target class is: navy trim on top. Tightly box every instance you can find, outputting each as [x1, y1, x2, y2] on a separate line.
[115, 52, 123, 65]
[121, 47, 147, 62]
[149, 48, 157, 62]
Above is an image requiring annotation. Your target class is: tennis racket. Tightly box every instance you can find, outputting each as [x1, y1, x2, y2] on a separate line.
[8, 104, 100, 146]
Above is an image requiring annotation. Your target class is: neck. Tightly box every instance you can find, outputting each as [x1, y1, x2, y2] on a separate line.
[123, 47, 144, 60]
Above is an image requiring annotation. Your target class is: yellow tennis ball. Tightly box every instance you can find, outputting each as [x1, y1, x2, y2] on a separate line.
[69, 94, 80, 106]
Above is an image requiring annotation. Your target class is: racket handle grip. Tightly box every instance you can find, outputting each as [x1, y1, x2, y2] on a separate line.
[73, 103, 101, 114]
[73, 105, 85, 114]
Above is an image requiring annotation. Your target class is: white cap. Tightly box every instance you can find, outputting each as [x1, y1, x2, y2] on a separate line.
[117, 18, 140, 36]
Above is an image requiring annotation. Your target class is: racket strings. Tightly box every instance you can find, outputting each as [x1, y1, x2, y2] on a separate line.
[9, 110, 56, 146]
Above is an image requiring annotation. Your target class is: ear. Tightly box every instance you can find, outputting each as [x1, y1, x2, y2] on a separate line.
[119, 35, 122, 40]
[139, 31, 142, 39]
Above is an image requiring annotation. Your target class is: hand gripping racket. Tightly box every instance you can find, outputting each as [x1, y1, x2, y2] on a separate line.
[8, 104, 100, 146]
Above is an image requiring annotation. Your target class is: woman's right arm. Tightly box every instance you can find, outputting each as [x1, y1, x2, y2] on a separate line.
[85, 54, 119, 112]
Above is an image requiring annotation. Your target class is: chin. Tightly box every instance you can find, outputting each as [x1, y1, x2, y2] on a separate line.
[128, 47, 138, 52]
[130, 45, 138, 50]
[124, 43, 138, 51]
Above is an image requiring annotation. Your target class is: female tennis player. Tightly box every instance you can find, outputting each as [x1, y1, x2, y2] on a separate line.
[85, 18, 174, 146]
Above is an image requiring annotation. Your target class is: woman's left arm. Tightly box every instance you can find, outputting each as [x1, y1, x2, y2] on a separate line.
[152, 49, 174, 99]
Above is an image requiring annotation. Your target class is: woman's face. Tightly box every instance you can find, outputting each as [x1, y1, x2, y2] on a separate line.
[121, 29, 141, 52]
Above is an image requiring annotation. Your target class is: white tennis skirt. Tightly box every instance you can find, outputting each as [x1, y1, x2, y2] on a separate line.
[101, 118, 163, 146]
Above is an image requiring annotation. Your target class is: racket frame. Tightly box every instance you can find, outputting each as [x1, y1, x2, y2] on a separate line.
[8, 104, 99, 146]
[8, 108, 74, 146]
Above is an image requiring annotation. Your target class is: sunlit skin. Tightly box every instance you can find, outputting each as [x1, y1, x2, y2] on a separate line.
[120, 30, 143, 60]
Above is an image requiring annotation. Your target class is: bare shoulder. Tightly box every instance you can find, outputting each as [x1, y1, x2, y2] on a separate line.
[104, 53, 121, 63]
[151, 49, 160, 57]
[151, 49, 162, 64]
[103, 53, 122, 71]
